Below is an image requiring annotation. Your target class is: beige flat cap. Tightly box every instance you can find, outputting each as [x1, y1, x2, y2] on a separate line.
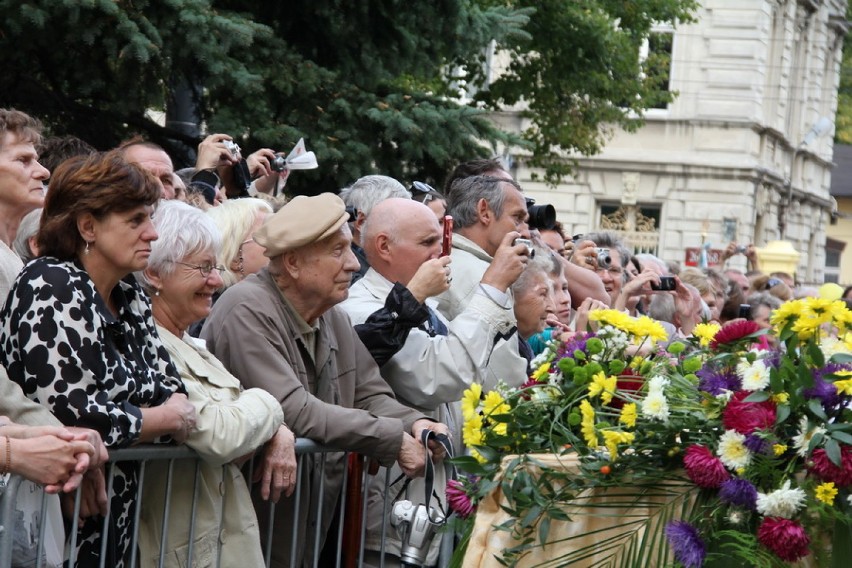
[254, 193, 349, 256]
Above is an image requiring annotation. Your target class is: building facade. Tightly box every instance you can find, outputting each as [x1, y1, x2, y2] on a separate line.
[495, 0, 847, 284]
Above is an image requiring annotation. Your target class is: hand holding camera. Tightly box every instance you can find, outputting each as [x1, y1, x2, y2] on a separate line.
[482, 232, 530, 292]
[195, 133, 241, 171]
[407, 257, 452, 304]
[570, 236, 599, 270]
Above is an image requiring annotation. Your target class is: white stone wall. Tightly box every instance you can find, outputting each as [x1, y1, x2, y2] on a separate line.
[495, 0, 847, 284]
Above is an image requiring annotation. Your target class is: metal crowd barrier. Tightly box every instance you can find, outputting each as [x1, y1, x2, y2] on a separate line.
[0, 440, 454, 568]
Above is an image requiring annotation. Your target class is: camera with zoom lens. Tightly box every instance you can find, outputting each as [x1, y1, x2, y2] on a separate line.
[513, 238, 535, 258]
[525, 197, 556, 230]
[270, 154, 287, 172]
[596, 247, 612, 270]
[390, 500, 445, 567]
[222, 139, 241, 159]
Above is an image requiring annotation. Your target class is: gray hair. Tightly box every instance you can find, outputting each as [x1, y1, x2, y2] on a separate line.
[635, 253, 668, 274]
[446, 175, 521, 230]
[135, 200, 222, 292]
[511, 246, 553, 295]
[12, 208, 41, 262]
[339, 175, 410, 218]
[746, 291, 782, 317]
[648, 293, 676, 324]
[206, 198, 273, 289]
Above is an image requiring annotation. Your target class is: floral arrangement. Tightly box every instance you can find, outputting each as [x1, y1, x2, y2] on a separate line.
[449, 300, 852, 567]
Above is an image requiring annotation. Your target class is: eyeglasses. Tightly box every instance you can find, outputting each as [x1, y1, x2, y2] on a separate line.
[410, 181, 443, 205]
[174, 261, 225, 278]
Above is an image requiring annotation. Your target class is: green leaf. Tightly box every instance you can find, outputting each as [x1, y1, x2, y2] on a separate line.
[809, 399, 828, 421]
[743, 391, 770, 403]
[775, 404, 791, 425]
[808, 340, 826, 368]
[832, 353, 852, 364]
[826, 438, 842, 466]
[832, 431, 852, 445]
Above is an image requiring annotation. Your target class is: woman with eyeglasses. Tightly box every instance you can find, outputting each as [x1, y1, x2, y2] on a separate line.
[135, 199, 295, 568]
[0, 151, 196, 567]
[186, 198, 273, 336]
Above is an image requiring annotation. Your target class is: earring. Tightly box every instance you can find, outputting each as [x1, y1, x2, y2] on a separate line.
[154, 288, 160, 297]
[84, 241, 90, 255]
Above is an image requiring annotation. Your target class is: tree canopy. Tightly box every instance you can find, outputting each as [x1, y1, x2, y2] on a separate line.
[0, 0, 697, 193]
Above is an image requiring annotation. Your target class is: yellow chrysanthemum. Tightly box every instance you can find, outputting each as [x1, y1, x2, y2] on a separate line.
[815, 482, 838, 506]
[588, 372, 617, 405]
[771, 392, 790, 404]
[770, 299, 804, 328]
[792, 313, 832, 337]
[580, 399, 598, 448]
[773, 444, 787, 456]
[532, 362, 550, 382]
[692, 322, 721, 347]
[471, 448, 486, 464]
[589, 309, 634, 334]
[619, 403, 637, 428]
[602, 430, 635, 461]
[463, 414, 484, 447]
[482, 390, 510, 418]
[631, 316, 668, 343]
[834, 377, 852, 396]
[461, 384, 482, 421]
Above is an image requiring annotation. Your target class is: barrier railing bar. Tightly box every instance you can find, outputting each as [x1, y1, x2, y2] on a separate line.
[128, 459, 146, 568]
[0, 475, 24, 568]
[157, 458, 176, 568]
[97, 461, 117, 567]
[312, 452, 327, 568]
[35, 486, 47, 568]
[335, 452, 349, 568]
[185, 459, 203, 568]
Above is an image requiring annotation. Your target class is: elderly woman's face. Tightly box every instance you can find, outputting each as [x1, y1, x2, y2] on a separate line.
[514, 271, 555, 339]
[233, 213, 270, 279]
[157, 249, 223, 329]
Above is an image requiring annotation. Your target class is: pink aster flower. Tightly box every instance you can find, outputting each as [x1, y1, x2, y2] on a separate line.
[446, 479, 476, 518]
[683, 444, 730, 488]
[809, 446, 852, 487]
[710, 320, 762, 350]
[757, 517, 810, 562]
[722, 390, 776, 435]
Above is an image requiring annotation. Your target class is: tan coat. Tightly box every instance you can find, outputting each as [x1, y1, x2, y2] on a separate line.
[0, 367, 60, 427]
[138, 327, 284, 568]
[200, 269, 428, 567]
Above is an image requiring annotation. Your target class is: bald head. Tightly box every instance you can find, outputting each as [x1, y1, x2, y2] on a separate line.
[362, 198, 442, 284]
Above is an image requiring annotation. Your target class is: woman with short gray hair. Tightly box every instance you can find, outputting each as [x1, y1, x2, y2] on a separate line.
[135, 200, 295, 568]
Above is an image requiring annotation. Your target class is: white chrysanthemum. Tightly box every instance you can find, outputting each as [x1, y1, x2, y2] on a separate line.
[736, 359, 770, 391]
[847, 494, 852, 507]
[820, 336, 852, 359]
[641, 391, 669, 422]
[727, 511, 744, 526]
[596, 328, 629, 354]
[792, 416, 827, 457]
[648, 375, 670, 393]
[717, 429, 752, 470]
[756, 480, 806, 519]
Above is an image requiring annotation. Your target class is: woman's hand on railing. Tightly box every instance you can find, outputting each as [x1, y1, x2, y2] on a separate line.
[254, 424, 297, 503]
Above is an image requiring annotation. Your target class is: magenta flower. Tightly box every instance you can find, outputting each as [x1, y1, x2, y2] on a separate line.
[757, 517, 810, 562]
[683, 445, 730, 488]
[809, 446, 852, 487]
[446, 479, 475, 518]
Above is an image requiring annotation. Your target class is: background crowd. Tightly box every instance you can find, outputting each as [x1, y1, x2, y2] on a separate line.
[0, 106, 829, 567]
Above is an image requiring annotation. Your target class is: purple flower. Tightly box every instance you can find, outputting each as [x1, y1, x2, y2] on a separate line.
[696, 366, 740, 396]
[719, 478, 758, 510]
[762, 350, 782, 368]
[559, 332, 593, 359]
[744, 434, 771, 455]
[666, 521, 706, 568]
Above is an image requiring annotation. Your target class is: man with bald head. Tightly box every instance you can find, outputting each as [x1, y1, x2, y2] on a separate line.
[341, 198, 526, 566]
[201, 193, 447, 567]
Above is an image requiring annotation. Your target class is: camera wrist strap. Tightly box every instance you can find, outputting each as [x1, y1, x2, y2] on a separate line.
[390, 430, 456, 521]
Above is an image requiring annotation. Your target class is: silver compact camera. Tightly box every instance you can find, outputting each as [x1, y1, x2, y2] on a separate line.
[596, 247, 612, 270]
[222, 139, 241, 159]
[513, 238, 535, 258]
[269, 154, 287, 172]
[390, 500, 445, 567]
[735, 245, 748, 254]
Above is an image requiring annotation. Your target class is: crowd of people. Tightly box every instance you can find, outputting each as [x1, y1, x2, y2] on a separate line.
[0, 105, 829, 567]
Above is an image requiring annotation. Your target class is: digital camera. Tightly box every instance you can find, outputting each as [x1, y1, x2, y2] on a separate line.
[596, 247, 612, 270]
[222, 139, 241, 159]
[269, 154, 287, 172]
[513, 238, 535, 258]
[390, 500, 445, 567]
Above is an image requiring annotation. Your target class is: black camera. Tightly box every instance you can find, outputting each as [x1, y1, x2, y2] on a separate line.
[345, 206, 358, 223]
[525, 197, 556, 230]
[651, 276, 676, 291]
[269, 154, 287, 172]
[738, 303, 752, 320]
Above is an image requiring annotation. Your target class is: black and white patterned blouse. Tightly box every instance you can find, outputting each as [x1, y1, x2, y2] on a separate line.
[0, 256, 185, 566]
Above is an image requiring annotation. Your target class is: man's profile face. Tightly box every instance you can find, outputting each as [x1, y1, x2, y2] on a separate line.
[0, 132, 49, 212]
[389, 207, 442, 284]
[295, 224, 360, 310]
[487, 183, 529, 254]
[123, 145, 176, 199]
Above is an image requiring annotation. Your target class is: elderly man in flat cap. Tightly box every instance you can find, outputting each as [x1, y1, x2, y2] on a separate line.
[201, 193, 447, 568]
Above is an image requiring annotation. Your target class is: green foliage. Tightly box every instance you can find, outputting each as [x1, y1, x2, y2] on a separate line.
[0, 0, 699, 193]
